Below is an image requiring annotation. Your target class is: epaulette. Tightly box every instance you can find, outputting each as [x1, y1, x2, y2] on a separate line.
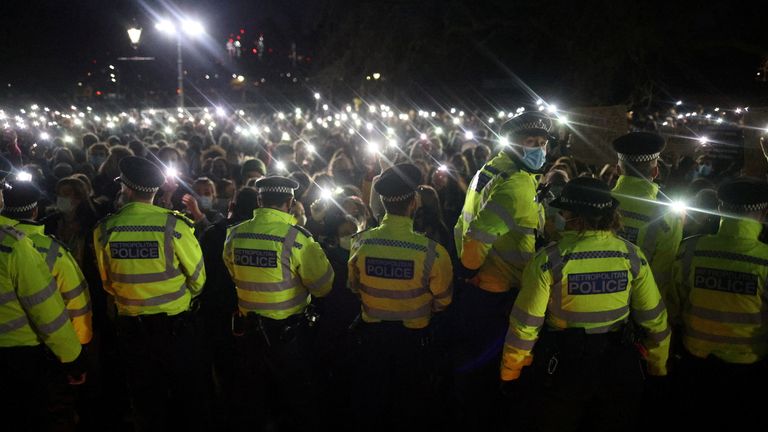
[48, 235, 72, 253]
[95, 210, 119, 228]
[351, 227, 373, 238]
[293, 224, 314, 239]
[0, 225, 25, 241]
[169, 210, 195, 228]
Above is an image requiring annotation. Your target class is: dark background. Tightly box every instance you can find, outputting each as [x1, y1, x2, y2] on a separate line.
[0, 0, 766, 109]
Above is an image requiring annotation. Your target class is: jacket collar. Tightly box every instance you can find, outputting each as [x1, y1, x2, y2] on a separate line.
[613, 175, 659, 199]
[381, 214, 414, 231]
[253, 207, 297, 225]
[12, 220, 45, 236]
[718, 217, 763, 240]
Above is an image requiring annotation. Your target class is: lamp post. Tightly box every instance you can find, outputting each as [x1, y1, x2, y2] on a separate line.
[155, 18, 205, 108]
[127, 26, 142, 48]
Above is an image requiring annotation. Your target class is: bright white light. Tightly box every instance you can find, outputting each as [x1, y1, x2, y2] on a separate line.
[181, 19, 205, 36]
[670, 200, 688, 214]
[275, 161, 286, 171]
[716, 118, 723, 124]
[557, 115, 569, 125]
[263, 126, 271, 133]
[450, 108, 456, 114]
[93, 115, 101, 122]
[16, 172, 32, 182]
[420, 133, 428, 140]
[676, 100, 683, 106]
[321, 188, 332, 200]
[164, 126, 173, 134]
[348, 128, 355, 135]
[386, 127, 395, 135]
[63, 135, 74, 144]
[306, 122, 314, 130]
[452, 118, 460, 125]
[398, 113, 409, 121]
[498, 111, 505, 118]
[714, 107, 720, 112]
[155, 20, 176, 34]
[372, 72, 381, 80]
[250, 125, 260, 135]
[500, 137, 510, 146]
[216, 107, 226, 117]
[40, 132, 50, 141]
[314, 93, 321, 100]
[367, 141, 380, 154]
[277, 112, 285, 120]
[368, 105, 376, 113]
[334, 120, 341, 128]
[546, 104, 558, 114]
[307, 144, 316, 153]
[281, 132, 291, 141]
[388, 138, 398, 147]
[438, 164, 449, 172]
[322, 104, 329, 111]
[735, 107, 742, 114]
[236, 75, 245, 82]
[127, 27, 142, 45]
[536, 99, 544, 106]
[488, 118, 495, 124]
[699, 136, 708, 144]
[435, 127, 443, 135]
[30, 104, 38, 111]
[465, 131, 474, 140]
[166, 167, 178, 178]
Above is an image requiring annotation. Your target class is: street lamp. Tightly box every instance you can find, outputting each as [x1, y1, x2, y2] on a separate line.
[155, 18, 205, 108]
[127, 26, 142, 48]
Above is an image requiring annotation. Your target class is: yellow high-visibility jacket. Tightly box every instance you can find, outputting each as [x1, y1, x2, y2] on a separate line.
[455, 151, 541, 292]
[670, 218, 768, 364]
[94, 202, 206, 317]
[501, 230, 670, 381]
[15, 221, 92, 344]
[0, 215, 81, 362]
[612, 175, 683, 298]
[348, 214, 453, 329]
[223, 208, 333, 320]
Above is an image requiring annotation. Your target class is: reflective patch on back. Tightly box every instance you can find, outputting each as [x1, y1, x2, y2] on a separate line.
[567, 271, 628, 295]
[618, 226, 639, 244]
[234, 248, 278, 268]
[365, 257, 414, 280]
[694, 267, 758, 296]
[110, 241, 160, 259]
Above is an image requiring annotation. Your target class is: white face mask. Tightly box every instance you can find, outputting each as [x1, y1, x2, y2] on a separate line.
[57, 196, 75, 214]
[198, 196, 213, 210]
[339, 235, 353, 250]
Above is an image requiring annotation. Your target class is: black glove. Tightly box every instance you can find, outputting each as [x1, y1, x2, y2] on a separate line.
[64, 348, 87, 385]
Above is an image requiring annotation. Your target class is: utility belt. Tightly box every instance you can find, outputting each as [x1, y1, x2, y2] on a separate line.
[232, 311, 308, 347]
[353, 316, 433, 348]
[116, 311, 193, 336]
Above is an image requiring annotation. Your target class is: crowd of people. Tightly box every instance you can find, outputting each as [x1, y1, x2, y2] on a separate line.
[0, 97, 765, 432]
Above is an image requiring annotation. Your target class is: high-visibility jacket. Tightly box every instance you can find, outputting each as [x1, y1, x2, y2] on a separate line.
[455, 151, 541, 292]
[670, 218, 768, 364]
[223, 208, 333, 320]
[501, 230, 671, 381]
[94, 202, 206, 317]
[0, 215, 81, 362]
[15, 221, 92, 344]
[612, 175, 683, 298]
[348, 214, 453, 329]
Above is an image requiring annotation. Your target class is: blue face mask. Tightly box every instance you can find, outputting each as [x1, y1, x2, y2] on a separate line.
[198, 196, 213, 210]
[521, 146, 546, 171]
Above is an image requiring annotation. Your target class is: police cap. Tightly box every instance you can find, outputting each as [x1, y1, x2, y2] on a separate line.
[117, 156, 165, 193]
[550, 177, 618, 216]
[717, 177, 768, 213]
[500, 111, 553, 138]
[254, 176, 299, 196]
[2, 179, 41, 214]
[375, 163, 422, 202]
[612, 132, 665, 163]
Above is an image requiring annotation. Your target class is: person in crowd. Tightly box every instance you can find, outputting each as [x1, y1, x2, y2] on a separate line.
[611, 132, 683, 302]
[669, 177, 768, 429]
[93, 145, 133, 201]
[414, 185, 451, 249]
[93, 156, 209, 431]
[348, 163, 453, 431]
[181, 176, 226, 238]
[501, 177, 670, 431]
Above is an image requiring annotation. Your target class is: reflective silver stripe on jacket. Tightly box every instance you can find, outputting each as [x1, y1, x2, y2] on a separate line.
[483, 201, 536, 236]
[114, 282, 187, 307]
[18, 279, 58, 309]
[619, 209, 651, 222]
[68, 302, 92, 318]
[358, 238, 428, 252]
[235, 278, 300, 292]
[238, 292, 309, 310]
[633, 300, 666, 322]
[688, 306, 768, 325]
[37, 309, 71, 336]
[45, 241, 59, 272]
[510, 305, 545, 327]
[360, 284, 428, 299]
[504, 331, 537, 350]
[61, 281, 88, 302]
[681, 237, 702, 284]
[466, 228, 497, 244]
[491, 248, 533, 266]
[686, 327, 764, 345]
[305, 266, 334, 292]
[0, 290, 17, 305]
[362, 302, 431, 321]
[0, 315, 29, 333]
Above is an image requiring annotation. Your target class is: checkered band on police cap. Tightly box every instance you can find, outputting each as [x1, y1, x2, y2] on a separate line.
[617, 152, 661, 163]
[120, 176, 160, 193]
[719, 201, 768, 213]
[380, 191, 415, 202]
[3, 201, 38, 213]
[558, 196, 613, 209]
[257, 186, 295, 195]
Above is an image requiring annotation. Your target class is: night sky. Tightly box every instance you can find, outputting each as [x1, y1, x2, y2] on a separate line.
[1, 0, 766, 107]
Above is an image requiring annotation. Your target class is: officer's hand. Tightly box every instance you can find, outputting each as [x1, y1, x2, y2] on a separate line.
[64, 350, 88, 386]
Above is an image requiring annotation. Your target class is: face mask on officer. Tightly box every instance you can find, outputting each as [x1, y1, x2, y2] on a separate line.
[554, 212, 577, 232]
[517, 135, 548, 171]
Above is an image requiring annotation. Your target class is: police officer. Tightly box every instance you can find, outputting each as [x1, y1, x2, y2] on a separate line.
[501, 177, 670, 432]
[611, 132, 683, 300]
[93, 156, 208, 432]
[453, 111, 550, 426]
[670, 178, 768, 428]
[223, 176, 334, 430]
[3, 179, 92, 345]
[0, 157, 85, 431]
[348, 164, 453, 430]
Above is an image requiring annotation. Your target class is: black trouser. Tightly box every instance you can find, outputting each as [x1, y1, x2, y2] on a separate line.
[0, 345, 50, 432]
[676, 350, 768, 430]
[231, 313, 317, 432]
[353, 321, 435, 432]
[518, 328, 645, 432]
[451, 282, 516, 431]
[116, 312, 210, 432]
